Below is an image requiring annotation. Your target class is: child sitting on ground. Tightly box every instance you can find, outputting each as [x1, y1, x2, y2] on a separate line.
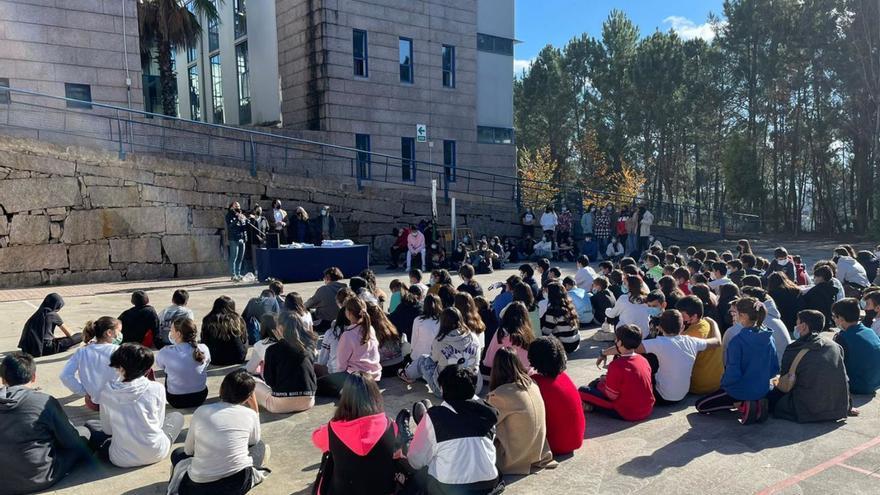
[254, 313, 317, 413]
[388, 279, 404, 313]
[581, 325, 654, 421]
[87, 344, 184, 467]
[528, 337, 585, 455]
[156, 289, 195, 349]
[155, 318, 211, 409]
[60, 316, 121, 411]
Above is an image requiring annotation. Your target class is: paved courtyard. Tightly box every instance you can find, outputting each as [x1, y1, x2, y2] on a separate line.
[1, 238, 878, 494]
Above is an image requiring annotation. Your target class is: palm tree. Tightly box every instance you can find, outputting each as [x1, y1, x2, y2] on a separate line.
[138, 0, 220, 117]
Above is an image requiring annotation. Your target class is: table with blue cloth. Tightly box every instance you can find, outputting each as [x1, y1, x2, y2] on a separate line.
[255, 245, 370, 282]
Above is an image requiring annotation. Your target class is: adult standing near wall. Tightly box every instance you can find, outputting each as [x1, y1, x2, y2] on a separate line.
[540, 205, 558, 250]
[268, 200, 288, 244]
[312, 205, 338, 244]
[226, 202, 249, 282]
[594, 206, 611, 259]
[521, 208, 536, 239]
[580, 204, 595, 240]
[639, 206, 654, 254]
[246, 205, 269, 278]
[626, 207, 640, 257]
[288, 207, 311, 244]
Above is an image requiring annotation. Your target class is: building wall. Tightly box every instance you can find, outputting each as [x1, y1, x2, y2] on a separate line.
[0, 134, 518, 288]
[175, 0, 281, 125]
[276, 0, 516, 180]
[476, 0, 514, 129]
[0, 0, 142, 109]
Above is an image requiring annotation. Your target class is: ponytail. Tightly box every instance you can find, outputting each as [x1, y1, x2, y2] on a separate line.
[733, 297, 767, 328]
[83, 316, 120, 343]
[343, 297, 372, 345]
[174, 318, 205, 364]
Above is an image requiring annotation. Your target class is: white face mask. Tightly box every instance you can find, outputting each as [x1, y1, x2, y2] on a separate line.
[777, 258, 790, 266]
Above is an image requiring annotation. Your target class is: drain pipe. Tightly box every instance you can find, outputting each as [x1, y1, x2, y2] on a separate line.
[121, 0, 134, 151]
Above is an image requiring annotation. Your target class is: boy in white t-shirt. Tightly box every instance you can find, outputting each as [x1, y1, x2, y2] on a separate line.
[600, 309, 721, 404]
[168, 369, 268, 494]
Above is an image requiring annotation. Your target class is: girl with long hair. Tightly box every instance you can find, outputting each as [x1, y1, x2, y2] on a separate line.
[155, 318, 211, 409]
[605, 275, 654, 338]
[317, 297, 381, 397]
[60, 316, 121, 411]
[482, 301, 534, 375]
[201, 296, 248, 365]
[365, 302, 408, 377]
[311, 373, 398, 495]
[540, 282, 581, 353]
[454, 292, 486, 347]
[767, 272, 801, 331]
[253, 312, 317, 413]
[488, 348, 555, 475]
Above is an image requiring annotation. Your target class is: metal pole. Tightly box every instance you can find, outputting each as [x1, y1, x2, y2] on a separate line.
[115, 109, 126, 160]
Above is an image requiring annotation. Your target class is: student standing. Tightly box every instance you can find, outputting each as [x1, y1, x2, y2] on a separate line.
[18, 293, 83, 357]
[226, 201, 249, 281]
[488, 349, 556, 475]
[1, 352, 91, 495]
[155, 318, 211, 409]
[87, 344, 184, 467]
[60, 316, 121, 411]
[168, 370, 268, 495]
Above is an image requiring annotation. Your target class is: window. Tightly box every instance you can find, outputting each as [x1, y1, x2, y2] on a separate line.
[401, 137, 416, 182]
[399, 37, 413, 83]
[355, 134, 371, 179]
[64, 83, 92, 109]
[443, 140, 456, 183]
[236, 41, 251, 124]
[188, 65, 201, 121]
[477, 33, 514, 56]
[353, 29, 368, 77]
[210, 54, 224, 123]
[207, 0, 220, 52]
[234, 0, 247, 39]
[442, 45, 455, 88]
[478, 126, 514, 145]
[0, 78, 9, 104]
[186, 1, 198, 63]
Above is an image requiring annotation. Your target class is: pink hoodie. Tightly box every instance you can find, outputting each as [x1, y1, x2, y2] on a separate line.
[336, 324, 382, 380]
[312, 413, 398, 454]
[407, 230, 425, 253]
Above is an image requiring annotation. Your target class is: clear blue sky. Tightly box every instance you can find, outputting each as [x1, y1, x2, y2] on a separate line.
[515, 0, 725, 72]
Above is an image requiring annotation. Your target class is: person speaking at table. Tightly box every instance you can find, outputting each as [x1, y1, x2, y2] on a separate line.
[226, 202, 248, 282]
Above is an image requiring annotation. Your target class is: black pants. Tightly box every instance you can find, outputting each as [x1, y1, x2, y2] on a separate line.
[167, 387, 209, 409]
[695, 389, 738, 413]
[390, 246, 407, 267]
[42, 334, 83, 356]
[171, 443, 266, 495]
[316, 372, 348, 398]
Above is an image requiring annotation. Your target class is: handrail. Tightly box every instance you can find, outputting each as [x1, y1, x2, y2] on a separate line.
[0, 85, 759, 231]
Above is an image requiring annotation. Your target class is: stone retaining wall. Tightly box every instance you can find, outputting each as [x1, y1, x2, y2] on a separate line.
[0, 136, 519, 287]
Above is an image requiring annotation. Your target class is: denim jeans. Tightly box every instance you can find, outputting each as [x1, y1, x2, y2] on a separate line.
[229, 239, 246, 278]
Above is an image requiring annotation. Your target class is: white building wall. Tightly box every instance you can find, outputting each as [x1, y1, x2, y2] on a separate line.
[476, 0, 514, 130]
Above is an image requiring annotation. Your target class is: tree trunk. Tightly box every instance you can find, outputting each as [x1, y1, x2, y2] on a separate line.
[157, 35, 176, 117]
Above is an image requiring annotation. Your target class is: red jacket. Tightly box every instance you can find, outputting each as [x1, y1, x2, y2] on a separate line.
[394, 228, 410, 249]
[531, 372, 585, 455]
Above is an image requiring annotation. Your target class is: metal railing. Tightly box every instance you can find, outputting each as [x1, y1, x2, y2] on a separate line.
[0, 86, 759, 234]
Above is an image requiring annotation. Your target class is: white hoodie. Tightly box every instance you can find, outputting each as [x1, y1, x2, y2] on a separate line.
[836, 256, 870, 287]
[59, 342, 118, 404]
[99, 376, 171, 467]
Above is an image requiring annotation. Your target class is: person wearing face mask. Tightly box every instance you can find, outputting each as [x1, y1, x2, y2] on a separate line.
[831, 298, 880, 395]
[765, 310, 851, 423]
[604, 276, 655, 339]
[267, 199, 288, 244]
[580, 324, 655, 421]
[589, 277, 616, 326]
[60, 317, 123, 411]
[539, 205, 558, 249]
[533, 235, 553, 260]
[406, 224, 426, 272]
[862, 291, 880, 336]
[832, 247, 871, 297]
[594, 206, 612, 259]
[311, 205, 337, 244]
[763, 247, 796, 284]
[638, 206, 654, 254]
[557, 204, 573, 243]
[521, 208, 536, 239]
[677, 297, 724, 395]
[580, 205, 595, 239]
[226, 201, 249, 282]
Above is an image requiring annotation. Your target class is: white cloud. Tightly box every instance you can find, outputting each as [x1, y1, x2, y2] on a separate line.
[662, 16, 722, 41]
[513, 58, 533, 77]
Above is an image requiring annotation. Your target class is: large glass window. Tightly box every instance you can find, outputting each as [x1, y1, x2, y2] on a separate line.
[443, 140, 456, 183]
[188, 65, 201, 121]
[477, 33, 514, 56]
[355, 134, 371, 179]
[353, 29, 368, 77]
[207, 0, 220, 52]
[210, 54, 224, 123]
[186, 2, 198, 63]
[234, 0, 247, 39]
[478, 126, 514, 145]
[401, 137, 416, 182]
[399, 37, 413, 83]
[64, 83, 92, 109]
[236, 41, 251, 124]
[442, 45, 455, 88]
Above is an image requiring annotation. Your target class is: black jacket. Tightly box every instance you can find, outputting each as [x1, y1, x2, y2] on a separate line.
[798, 281, 839, 330]
[773, 333, 849, 423]
[19, 294, 64, 357]
[388, 300, 422, 342]
[119, 304, 161, 345]
[263, 341, 317, 397]
[0, 386, 90, 495]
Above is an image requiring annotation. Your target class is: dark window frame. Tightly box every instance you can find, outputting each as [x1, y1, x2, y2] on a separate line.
[64, 83, 92, 109]
[477, 126, 515, 145]
[353, 29, 369, 77]
[442, 45, 455, 88]
[401, 137, 416, 182]
[355, 133, 372, 179]
[399, 37, 414, 84]
[0, 78, 10, 104]
[477, 33, 514, 56]
[443, 140, 457, 183]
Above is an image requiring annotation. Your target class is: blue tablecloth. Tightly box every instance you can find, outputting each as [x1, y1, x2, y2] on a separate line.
[255, 245, 370, 283]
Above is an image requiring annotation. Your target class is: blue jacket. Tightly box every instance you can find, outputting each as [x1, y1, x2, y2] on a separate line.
[581, 240, 598, 261]
[835, 323, 880, 395]
[567, 287, 594, 325]
[721, 327, 779, 400]
[492, 290, 513, 321]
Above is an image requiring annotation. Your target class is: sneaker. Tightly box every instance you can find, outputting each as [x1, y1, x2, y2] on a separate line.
[413, 399, 432, 425]
[395, 409, 414, 455]
[738, 400, 760, 425]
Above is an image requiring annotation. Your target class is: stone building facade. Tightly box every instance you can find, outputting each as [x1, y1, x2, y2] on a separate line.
[0, 0, 142, 109]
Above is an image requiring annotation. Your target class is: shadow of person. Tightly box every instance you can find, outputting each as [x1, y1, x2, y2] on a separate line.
[616, 411, 845, 479]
